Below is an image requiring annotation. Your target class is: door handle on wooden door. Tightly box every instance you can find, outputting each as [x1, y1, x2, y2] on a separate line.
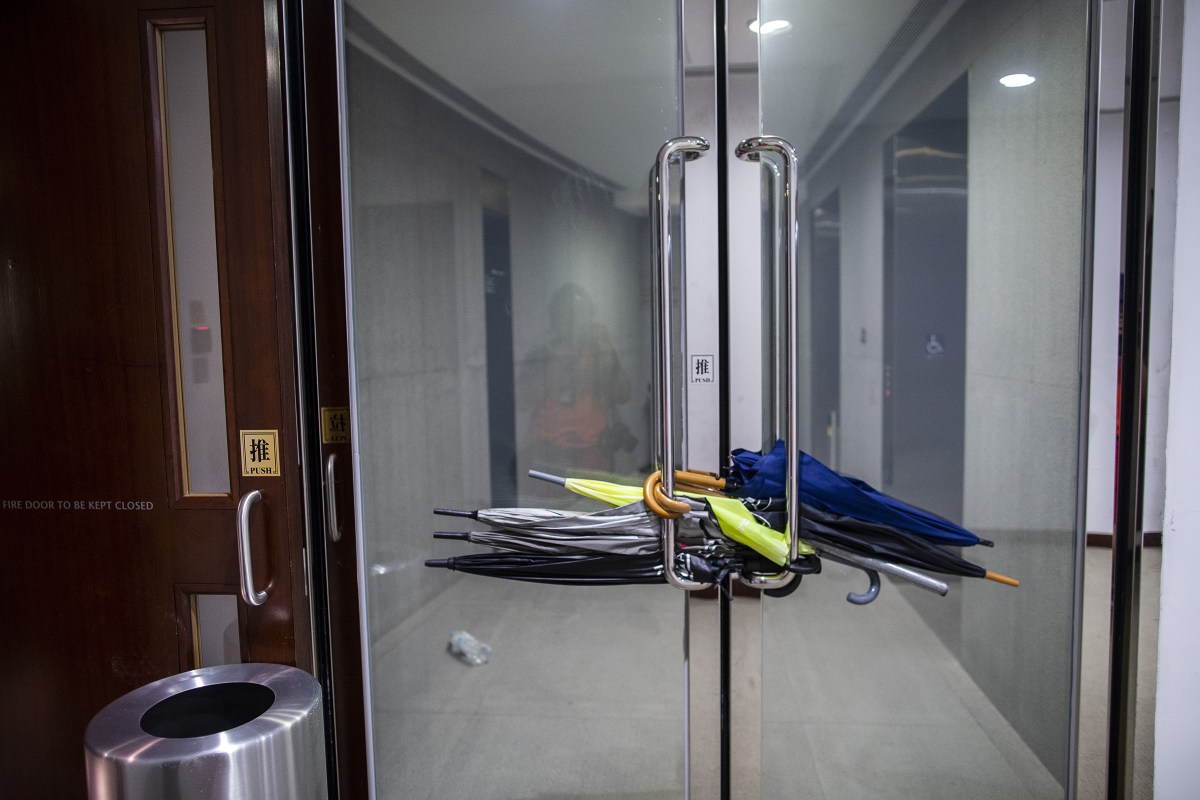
[324, 453, 342, 542]
[236, 489, 269, 606]
[734, 136, 802, 591]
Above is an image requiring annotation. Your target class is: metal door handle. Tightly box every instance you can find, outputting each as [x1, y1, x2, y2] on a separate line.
[325, 453, 342, 542]
[735, 136, 802, 590]
[651, 136, 711, 591]
[236, 490, 268, 606]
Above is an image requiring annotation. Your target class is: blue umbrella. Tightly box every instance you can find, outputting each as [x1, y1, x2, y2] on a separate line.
[724, 440, 992, 548]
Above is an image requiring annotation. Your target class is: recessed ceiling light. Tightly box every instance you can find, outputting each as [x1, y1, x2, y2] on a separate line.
[748, 18, 792, 35]
[999, 73, 1036, 88]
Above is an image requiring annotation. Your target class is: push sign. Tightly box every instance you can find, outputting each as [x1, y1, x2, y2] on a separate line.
[240, 430, 281, 477]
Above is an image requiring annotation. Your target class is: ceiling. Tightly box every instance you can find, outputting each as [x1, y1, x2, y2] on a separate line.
[346, 1, 936, 192]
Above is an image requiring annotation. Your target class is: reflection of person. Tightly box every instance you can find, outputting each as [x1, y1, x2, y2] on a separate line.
[523, 283, 634, 473]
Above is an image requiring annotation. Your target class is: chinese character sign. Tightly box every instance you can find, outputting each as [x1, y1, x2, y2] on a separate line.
[240, 430, 281, 476]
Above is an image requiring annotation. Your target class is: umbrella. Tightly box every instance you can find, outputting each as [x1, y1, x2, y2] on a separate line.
[424, 545, 743, 587]
[519, 472, 809, 567]
[435, 501, 665, 538]
[725, 440, 993, 548]
[706, 496, 814, 566]
[434, 529, 659, 556]
[798, 505, 1018, 586]
[519, 469, 965, 594]
[527, 469, 714, 510]
[445, 468, 981, 601]
[527, 470, 649, 507]
[432, 500, 713, 555]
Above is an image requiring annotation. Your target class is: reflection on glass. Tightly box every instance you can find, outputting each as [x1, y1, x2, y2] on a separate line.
[761, 0, 1089, 796]
[159, 27, 230, 496]
[343, 2, 682, 796]
[192, 593, 240, 668]
[520, 283, 635, 475]
[810, 192, 841, 469]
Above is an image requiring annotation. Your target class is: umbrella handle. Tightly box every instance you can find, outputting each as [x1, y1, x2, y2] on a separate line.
[643, 471, 689, 518]
[846, 569, 881, 605]
[674, 469, 726, 492]
[734, 136, 803, 592]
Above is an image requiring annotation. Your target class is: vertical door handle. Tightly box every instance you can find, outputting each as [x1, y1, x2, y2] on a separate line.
[325, 453, 342, 542]
[735, 136, 802, 590]
[651, 136, 712, 591]
[236, 489, 268, 606]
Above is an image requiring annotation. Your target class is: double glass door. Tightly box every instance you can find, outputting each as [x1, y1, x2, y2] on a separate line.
[336, 0, 1093, 796]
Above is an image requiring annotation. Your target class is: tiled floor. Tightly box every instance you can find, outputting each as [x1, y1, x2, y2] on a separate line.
[364, 547, 1158, 799]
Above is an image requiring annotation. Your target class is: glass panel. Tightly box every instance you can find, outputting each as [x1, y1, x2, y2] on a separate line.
[192, 593, 240, 668]
[341, 2, 684, 796]
[758, 0, 1090, 797]
[159, 28, 231, 496]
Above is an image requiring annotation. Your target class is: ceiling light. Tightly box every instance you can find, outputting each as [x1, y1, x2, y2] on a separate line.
[748, 18, 792, 35]
[999, 73, 1036, 88]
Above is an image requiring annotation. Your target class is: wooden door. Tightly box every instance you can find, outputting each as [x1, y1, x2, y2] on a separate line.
[0, 1, 311, 797]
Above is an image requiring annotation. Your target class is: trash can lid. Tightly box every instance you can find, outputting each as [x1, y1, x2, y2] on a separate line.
[85, 663, 321, 766]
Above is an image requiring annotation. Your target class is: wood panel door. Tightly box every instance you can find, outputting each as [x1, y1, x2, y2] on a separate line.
[0, 1, 311, 797]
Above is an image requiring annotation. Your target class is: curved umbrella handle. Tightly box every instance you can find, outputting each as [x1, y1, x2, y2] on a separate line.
[846, 569, 881, 605]
[651, 136, 712, 591]
[734, 136, 802, 591]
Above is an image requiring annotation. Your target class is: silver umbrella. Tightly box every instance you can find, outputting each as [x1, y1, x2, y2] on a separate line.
[435, 528, 659, 556]
[433, 501, 710, 556]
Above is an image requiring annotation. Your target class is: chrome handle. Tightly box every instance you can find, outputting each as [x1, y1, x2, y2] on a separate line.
[651, 136, 711, 591]
[325, 453, 342, 542]
[236, 490, 268, 606]
[735, 136, 802, 590]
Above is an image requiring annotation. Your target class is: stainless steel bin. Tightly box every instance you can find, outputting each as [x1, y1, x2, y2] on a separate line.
[84, 663, 328, 800]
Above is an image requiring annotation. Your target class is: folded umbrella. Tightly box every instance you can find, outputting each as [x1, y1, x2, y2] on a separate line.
[725, 440, 991, 548]
[425, 546, 744, 587]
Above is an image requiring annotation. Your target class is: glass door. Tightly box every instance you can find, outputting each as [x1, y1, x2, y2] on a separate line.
[334, 0, 1094, 797]
[338, 2, 690, 797]
[749, 1, 1093, 797]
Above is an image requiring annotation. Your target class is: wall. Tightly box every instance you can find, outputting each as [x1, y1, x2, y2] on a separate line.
[1155, 1, 1200, 795]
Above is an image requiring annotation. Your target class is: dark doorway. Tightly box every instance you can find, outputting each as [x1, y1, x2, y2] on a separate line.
[883, 75, 968, 524]
[482, 172, 518, 506]
[809, 192, 841, 466]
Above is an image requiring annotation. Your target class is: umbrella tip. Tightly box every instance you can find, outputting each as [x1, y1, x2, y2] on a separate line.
[425, 558, 452, 569]
[984, 570, 1020, 587]
[433, 531, 470, 540]
[527, 469, 567, 486]
[978, 538, 995, 548]
[434, 508, 476, 519]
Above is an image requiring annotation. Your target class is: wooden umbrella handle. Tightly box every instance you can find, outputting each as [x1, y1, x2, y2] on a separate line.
[644, 471, 690, 519]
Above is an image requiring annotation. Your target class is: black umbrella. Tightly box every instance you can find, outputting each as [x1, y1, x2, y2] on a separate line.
[424, 545, 743, 587]
[739, 503, 1018, 587]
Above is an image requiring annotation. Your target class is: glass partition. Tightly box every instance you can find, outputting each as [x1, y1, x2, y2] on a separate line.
[758, 0, 1091, 796]
[341, 2, 686, 796]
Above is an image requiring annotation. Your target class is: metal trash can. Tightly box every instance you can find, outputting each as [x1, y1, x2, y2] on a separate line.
[84, 663, 328, 800]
